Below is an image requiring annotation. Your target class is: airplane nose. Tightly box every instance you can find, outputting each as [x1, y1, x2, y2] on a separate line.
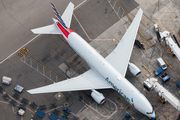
[135, 94, 155, 118]
[147, 111, 156, 119]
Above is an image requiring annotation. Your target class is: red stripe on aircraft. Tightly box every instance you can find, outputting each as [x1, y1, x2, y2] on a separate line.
[68, 27, 74, 33]
[57, 23, 69, 38]
[132, 103, 135, 107]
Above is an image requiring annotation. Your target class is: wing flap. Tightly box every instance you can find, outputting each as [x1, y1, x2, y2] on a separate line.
[27, 69, 112, 94]
[105, 8, 143, 77]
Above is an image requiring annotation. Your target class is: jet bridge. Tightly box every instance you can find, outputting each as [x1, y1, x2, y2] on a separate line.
[146, 78, 180, 111]
[159, 31, 180, 61]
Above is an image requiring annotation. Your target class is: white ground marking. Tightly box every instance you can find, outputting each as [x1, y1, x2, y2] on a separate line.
[0, 0, 88, 64]
[0, 34, 41, 64]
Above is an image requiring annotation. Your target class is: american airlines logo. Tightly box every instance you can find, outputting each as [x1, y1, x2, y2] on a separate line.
[51, 3, 67, 29]
[105, 77, 130, 103]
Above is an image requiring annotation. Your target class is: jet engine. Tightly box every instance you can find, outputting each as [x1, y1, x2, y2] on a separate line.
[128, 62, 141, 77]
[91, 90, 106, 104]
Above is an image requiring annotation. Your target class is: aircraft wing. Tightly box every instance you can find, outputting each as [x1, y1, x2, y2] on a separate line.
[105, 8, 143, 77]
[27, 69, 112, 94]
[62, 2, 74, 28]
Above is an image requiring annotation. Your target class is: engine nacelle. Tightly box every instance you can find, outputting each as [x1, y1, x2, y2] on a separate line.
[128, 62, 141, 77]
[91, 90, 105, 104]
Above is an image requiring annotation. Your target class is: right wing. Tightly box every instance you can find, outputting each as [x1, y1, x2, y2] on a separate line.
[105, 8, 143, 77]
[27, 69, 112, 94]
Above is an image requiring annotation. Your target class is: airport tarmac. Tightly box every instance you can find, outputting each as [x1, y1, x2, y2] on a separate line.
[0, 0, 180, 120]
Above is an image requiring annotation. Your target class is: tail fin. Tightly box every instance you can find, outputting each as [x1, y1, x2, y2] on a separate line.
[31, 2, 74, 36]
[51, 2, 68, 30]
[51, 2, 74, 28]
[61, 2, 74, 28]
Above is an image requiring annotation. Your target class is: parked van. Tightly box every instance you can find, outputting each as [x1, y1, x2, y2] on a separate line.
[157, 58, 167, 70]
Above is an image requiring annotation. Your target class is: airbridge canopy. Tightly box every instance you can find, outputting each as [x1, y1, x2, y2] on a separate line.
[147, 78, 180, 111]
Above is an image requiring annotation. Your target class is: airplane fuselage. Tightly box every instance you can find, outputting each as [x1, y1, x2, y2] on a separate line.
[64, 31, 155, 118]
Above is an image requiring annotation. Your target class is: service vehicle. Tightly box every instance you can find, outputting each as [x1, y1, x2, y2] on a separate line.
[135, 40, 145, 50]
[2, 76, 12, 85]
[157, 58, 167, 70]
[63, 107, 71, 114]
[154, 68, 163, 76]
[160, 73, 170, 83]
[14, 84, 24, 93]
[123, 113, 131, 120]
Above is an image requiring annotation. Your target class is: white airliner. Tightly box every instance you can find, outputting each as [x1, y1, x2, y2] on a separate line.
[28, 2, 155, 119]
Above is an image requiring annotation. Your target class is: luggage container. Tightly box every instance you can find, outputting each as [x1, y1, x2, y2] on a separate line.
[161, 73, 170, 82]
[35, 110, 45, 118]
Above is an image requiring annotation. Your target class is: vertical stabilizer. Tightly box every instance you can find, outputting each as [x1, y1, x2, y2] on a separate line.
[51, 3, 69, 32]
[62, 2, 74, 28]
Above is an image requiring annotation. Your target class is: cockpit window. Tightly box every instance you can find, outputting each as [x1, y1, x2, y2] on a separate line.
[147, 111, 153, 114]
[162, 65, 167, 68]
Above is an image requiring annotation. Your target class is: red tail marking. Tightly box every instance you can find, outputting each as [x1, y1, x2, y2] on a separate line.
[68, 27, 74, 33]
[57, 23, 69, 38]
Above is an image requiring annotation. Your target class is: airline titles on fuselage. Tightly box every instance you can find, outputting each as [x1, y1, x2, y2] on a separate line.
[105, 77, 130, 103]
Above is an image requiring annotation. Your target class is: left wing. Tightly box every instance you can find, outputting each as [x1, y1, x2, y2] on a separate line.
[27, 69, 112, 94]
[105, 8, 143, 77]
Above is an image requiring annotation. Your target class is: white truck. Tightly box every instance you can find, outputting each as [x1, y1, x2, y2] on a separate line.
[2, 76, 12, 85]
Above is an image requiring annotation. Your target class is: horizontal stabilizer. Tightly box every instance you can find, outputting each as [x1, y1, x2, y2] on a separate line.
[31, 21, 62, 34]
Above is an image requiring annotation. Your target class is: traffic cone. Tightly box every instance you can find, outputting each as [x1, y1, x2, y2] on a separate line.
[167, 47, 171, 53]
[158, 96, 162, 100]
